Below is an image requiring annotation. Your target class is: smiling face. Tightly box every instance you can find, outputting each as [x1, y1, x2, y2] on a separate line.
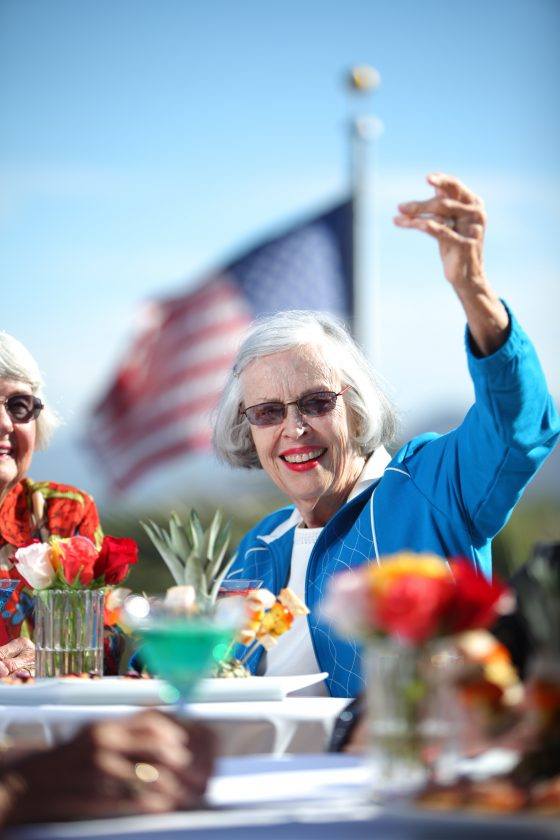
[0, 379, 37, 502]
[240, 345, 365, 527]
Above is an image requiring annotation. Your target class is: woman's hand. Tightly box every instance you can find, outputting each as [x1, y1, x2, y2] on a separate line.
[395, 172, 488, 290]
[0, 710, 215, 825]
[394, 173, 509, 355]
[0, 637, 35, 678]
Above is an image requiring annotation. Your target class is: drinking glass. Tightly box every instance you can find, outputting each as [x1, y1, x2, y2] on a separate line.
[34, 589, 105, 677]
[127, 595, 238, 710]
[217, 579, 263, 599]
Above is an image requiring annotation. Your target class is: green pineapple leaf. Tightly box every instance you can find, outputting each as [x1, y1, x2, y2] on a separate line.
[207, 509, 223, 561]
[183, 549, 206, 594]
[188, 510, 205, 554]
[169, 512, 193, 559]
[205, 520, 232, 588]
[141, 519, 184, 585]
[209, 550, 237, 602]
[141, 508, 233, 608]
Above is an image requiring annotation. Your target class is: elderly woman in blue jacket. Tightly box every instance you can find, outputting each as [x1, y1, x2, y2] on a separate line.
[212, 173, 560, 698]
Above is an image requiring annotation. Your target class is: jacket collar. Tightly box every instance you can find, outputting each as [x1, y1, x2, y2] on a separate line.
[257, 447, 390, 545]
[348, 446, 391, 501]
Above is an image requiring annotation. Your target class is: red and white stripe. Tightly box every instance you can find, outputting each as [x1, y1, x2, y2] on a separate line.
[88, 275, 252, 492]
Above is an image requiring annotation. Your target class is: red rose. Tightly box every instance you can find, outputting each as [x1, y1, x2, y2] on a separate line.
[54, 537, 98, 586]
[375, 574, 454, 644]
[445, 559, 512, 633]
[94, 536, 138, 585]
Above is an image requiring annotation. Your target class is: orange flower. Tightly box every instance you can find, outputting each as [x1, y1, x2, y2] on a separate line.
[374, 573, 454, 643]
[235, 587, 309, 658]
[259, 602, 294, 637]
[325, 552, 512, 646]
[104, 587, 132, 626]
[368, 553, 450, 597]
[50, 536, 98, 586]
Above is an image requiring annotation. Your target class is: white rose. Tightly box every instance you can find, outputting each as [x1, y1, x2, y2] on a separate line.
[14, 543, 56, 590]
[105, 587, 132, 612]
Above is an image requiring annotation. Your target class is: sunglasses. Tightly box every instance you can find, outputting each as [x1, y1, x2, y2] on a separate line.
[242, 386, 350, 427]
[0, 394, 44, 423]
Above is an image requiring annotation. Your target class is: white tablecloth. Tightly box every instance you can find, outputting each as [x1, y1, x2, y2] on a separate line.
[7, 754, 558, 840]
[0, 698, 350, 757]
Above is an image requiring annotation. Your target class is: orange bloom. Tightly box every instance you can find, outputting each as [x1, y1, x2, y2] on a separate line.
[50, 536, 98, 586]
[367, 553, 450, 597]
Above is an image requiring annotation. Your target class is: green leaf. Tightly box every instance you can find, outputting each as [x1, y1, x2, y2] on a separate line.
[141, 519, 184, 585]
[207, 509, 223, 560]
[188, 510, 204, 554]
[209, 550, 236, 603]
[205, 521, 232, 587]
[141, 508, 233, 607]
[170, 513, 193, 556]
[180, 549, 204, 591]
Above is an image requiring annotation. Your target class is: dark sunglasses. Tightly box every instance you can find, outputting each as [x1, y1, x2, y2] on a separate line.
[242, 386, 350, 427]
[0, 394, 44, 423]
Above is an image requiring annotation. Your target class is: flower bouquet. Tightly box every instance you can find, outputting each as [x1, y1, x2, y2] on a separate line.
[14, 535, 138, 677]
[323, 552, 512, 791]
[215, 586, 309, 678]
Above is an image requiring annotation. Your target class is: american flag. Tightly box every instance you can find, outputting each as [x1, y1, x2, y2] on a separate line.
[88, 200, 353, 492]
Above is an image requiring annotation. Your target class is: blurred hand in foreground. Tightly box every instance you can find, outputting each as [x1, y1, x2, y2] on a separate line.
[0, 710, 215, 825]
[0, 637, 35, 678]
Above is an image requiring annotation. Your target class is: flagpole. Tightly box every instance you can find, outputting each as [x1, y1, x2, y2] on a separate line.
[347, 66, 383, 368]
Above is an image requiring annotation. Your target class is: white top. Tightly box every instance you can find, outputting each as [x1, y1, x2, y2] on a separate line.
[264, 448, 391, 695]
[265, 526, 327, 695]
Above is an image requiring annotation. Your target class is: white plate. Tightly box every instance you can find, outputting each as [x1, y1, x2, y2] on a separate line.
[192, 672, 329, 702]
[0, 673, 329, 706]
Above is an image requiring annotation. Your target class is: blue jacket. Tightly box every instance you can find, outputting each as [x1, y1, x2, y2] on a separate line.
[229, 310, 560, 697]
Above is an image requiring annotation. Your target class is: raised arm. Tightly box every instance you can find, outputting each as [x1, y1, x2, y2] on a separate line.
[393, 174, 560, 548]
[394, 172, 509, 355]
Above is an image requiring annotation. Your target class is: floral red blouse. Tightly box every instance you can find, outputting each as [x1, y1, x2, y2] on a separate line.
[0, 478, 102, 645]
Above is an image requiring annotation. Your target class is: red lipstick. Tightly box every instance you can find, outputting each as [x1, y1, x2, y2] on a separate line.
[279, 446, 326, 472]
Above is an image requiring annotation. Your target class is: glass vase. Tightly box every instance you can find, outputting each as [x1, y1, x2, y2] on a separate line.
[364, 639, 427, 795]
[34, 589, 105, 677]
[364, 638, 461, 796]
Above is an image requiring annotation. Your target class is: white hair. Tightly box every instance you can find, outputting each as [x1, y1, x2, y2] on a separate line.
[212, 310, 399, 468]
[0, 333, 60, 450]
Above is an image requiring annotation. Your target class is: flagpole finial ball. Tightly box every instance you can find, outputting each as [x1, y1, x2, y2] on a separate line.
[347, 65, 381, 93]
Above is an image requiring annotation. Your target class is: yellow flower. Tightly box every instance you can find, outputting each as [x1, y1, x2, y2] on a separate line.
[368, 552, 449, 595]
[259, 603, 293, 637]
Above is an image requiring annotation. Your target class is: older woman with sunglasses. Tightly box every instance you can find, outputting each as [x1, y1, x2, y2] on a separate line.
[213, 173, 560, 698]
[0, 333, 102, 674]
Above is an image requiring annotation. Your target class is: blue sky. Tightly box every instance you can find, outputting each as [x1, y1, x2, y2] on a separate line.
[1, 0, 559, 505]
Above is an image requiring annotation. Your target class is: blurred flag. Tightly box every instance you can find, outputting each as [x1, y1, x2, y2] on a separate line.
[88, 200, 353, 492]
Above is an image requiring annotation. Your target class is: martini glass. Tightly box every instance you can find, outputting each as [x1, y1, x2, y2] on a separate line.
[127, 595, 238, 711]
[0, 580, 18, 611]
[217, 579, 263, 599]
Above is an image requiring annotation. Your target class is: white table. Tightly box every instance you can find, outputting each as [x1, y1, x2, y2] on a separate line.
[0, 698, 350, 757]
[7, 754, 558, 840]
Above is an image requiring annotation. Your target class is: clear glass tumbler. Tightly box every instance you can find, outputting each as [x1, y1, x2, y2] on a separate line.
[34, 589, 104, 677]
